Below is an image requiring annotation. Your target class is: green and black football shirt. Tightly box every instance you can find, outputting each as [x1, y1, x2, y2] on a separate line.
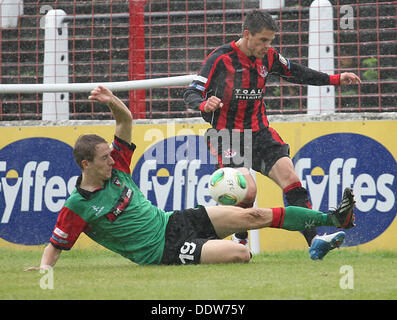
[50, 136, 173, 265]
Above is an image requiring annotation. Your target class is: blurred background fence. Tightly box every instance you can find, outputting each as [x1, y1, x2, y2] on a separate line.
[0, 0, 396, 120]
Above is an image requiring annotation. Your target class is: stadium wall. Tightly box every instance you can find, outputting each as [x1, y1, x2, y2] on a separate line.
[0, 114, 396, 253]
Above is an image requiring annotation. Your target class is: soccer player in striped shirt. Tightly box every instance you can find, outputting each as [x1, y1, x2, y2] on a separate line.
[184, 9, 361, 259]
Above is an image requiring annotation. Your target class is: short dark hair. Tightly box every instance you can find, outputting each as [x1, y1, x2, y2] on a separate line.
[242, 9, 279, 35]
[73, 134, 108, 169]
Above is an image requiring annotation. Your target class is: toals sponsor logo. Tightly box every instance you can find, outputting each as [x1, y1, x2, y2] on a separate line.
[233, 88, 263, 100]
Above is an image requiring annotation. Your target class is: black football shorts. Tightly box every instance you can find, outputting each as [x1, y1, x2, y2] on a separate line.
[205, 127, 290, 176]
[161, 206, 220, 265]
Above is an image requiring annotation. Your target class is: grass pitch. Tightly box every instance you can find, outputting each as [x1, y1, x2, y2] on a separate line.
[1, 247, 396, 300]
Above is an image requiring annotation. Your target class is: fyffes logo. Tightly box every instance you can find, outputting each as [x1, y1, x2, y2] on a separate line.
[132, 133, 217, 212]
[0, 138, 80, 245]
[291, 133, 397, 246]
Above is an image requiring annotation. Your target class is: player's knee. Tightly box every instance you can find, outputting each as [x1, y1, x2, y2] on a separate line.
[200, 240, 251, 264]
[231, 245, 251, 263]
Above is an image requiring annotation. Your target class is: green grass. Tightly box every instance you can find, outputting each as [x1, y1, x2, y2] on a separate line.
[1, 247, 397, 300]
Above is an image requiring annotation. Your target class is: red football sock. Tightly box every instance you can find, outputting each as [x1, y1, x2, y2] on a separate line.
[271, 207, 285, 228]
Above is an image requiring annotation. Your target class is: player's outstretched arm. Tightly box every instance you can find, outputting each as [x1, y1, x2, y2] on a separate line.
[88, 86, 133, 143]
[25, 244, 62, 271]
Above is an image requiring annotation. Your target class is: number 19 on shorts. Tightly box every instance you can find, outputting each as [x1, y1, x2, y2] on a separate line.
[179, 241, 197, 264]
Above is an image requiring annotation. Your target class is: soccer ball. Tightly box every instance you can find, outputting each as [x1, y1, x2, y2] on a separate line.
[209, 167, 248, 205]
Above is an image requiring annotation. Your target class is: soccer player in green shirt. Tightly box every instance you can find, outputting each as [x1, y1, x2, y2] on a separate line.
[26, 86, 355, 269]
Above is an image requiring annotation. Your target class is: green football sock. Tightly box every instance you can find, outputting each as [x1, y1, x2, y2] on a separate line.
[281, 206, 336, 231]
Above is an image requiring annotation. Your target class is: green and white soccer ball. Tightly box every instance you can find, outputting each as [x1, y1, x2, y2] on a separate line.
[209, 167, 248, 205]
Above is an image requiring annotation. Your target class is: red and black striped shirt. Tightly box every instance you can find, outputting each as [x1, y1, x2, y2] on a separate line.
[184, 40, 340, 131]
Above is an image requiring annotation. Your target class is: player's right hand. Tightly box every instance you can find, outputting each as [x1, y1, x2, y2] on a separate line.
[88, 86, 114, 104]
[203, 96, 223, 112]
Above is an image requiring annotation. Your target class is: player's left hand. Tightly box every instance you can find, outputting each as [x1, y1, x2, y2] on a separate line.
[340, 72, 361, 85]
